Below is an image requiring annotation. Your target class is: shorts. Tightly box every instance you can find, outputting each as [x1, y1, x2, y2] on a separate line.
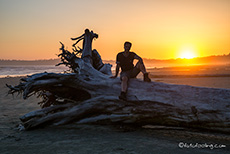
[120, 67, 140, 80]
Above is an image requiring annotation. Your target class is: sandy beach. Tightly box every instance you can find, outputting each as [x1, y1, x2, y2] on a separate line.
[0, 77, 230, 154]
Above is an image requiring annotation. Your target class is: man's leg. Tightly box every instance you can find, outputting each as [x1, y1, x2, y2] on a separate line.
[135, 61, 147, 74]
[135, 61, 151, 82]
[121, 76, 128, 92]
[119, 76, 128, 100]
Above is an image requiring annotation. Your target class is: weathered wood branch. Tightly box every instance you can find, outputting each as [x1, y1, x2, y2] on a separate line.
[7, 29, 230, 132]
[7, 70, 230, 132]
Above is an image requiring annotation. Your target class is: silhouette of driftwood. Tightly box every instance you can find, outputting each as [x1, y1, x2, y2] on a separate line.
[7, 29, 230, 132]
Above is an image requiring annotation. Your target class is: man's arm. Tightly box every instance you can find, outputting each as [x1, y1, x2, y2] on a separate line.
[134, 54, 143, 64]
[114, 63, 120, 77]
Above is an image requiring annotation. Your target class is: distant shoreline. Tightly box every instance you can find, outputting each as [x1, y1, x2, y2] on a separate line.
[1, 53, 229, 66]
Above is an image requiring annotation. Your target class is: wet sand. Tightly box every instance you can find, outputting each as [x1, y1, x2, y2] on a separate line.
[0, 77, 230, 154]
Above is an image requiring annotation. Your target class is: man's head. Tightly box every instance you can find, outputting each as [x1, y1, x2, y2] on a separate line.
[124, 41, 132, 51]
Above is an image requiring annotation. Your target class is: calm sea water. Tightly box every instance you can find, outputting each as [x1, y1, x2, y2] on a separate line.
[1, 64, 230, 89]
[0, 65, 68, 78]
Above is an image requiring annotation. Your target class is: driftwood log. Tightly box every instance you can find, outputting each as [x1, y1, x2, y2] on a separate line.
[7, 29, 230, 132]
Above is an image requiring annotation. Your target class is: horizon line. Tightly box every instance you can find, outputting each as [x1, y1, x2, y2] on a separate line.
[0, 53, 229, 61]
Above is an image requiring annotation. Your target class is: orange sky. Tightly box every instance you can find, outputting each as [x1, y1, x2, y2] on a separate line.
[0, 0, 229, 60]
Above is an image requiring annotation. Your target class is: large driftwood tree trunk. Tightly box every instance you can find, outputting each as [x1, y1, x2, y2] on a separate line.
[7, 29, 230, 132]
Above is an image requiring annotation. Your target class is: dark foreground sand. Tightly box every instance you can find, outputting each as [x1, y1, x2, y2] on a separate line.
[0, 77, 230, 154]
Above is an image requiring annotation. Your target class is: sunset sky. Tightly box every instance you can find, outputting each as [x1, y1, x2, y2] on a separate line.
[0, 0, 229, 60]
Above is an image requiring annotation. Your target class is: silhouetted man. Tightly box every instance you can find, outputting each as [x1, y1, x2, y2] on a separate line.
[111, 41, 151, 100]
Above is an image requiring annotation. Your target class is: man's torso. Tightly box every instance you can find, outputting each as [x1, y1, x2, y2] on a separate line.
[116, 52, 136, 72]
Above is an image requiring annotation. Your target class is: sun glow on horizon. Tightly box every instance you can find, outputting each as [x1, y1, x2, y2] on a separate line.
[179, 50, 196, 59]
[178, 46, 198, 59]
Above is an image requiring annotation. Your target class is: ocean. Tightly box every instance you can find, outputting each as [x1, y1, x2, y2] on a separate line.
[0, 65, 68, 78]
[1, 64, 230, 89]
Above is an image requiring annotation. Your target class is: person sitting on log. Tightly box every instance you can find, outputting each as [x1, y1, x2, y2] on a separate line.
[111, 41, 151, 100]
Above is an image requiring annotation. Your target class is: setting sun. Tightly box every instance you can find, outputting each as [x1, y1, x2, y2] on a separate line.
[179, 50, 196, 59]
[177, 45, 197, 59]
